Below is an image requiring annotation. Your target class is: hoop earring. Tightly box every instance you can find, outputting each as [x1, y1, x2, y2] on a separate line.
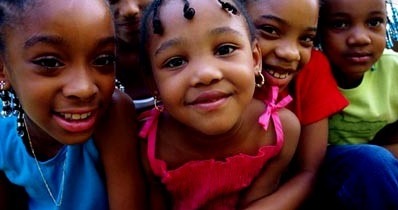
[255, 71, 265, 88]
[154, 95, 164, 112]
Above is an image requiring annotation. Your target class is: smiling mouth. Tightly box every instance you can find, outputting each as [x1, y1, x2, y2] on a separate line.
[59, 112, 92, 121]
[266, 69, 291, 79]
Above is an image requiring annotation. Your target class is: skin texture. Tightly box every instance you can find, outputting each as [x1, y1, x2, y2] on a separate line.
[319, 0, 387, 89]
[320, 0, 398, 157]
[1, 0, 115, 157]
[244, 0, 329, 209]
[141, 0, 300, 209]
[0, 0, 145, 209]
[246, 0, 318, 92]
[109, 0, 153, 99]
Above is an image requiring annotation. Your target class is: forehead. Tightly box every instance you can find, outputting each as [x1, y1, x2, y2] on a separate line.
[324, 0, 386, 15]
[157, 0, 248, 33]
[247, 0, 318, 26]
[16, 0, 113, 36]
[4, 0, 114, 51]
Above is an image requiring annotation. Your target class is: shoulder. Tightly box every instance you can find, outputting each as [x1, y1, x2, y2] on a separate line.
[374, 49, 398, 74]
[378, 49, 398, 63]
[278, 108, 300, 136]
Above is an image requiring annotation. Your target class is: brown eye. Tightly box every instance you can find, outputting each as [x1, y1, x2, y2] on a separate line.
[93, 54, 116, 67]
[32, 56, 64, 69]
[164, 57, 186, 69]
[216, 44, 236, 56]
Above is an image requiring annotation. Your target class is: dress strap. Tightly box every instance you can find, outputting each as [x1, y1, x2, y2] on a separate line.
[138, 108, 168, 177]
[258, 86, 292, 146]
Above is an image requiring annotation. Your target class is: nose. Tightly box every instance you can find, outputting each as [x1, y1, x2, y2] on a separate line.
[63, 67, 97, 102]
[274, 40, 301, 63]
[347, 26, 371, 46]
[119, 0, 140, 18]
[190, 60, 223, 87]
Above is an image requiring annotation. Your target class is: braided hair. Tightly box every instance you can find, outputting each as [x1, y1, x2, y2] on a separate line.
[139, 0, 257, 74]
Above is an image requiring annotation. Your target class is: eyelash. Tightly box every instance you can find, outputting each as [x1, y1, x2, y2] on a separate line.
[32, 54, 116, 70]
[257, 24, 315, 47]
[329, 17, 385, 30]
[161, 44, 238, 70]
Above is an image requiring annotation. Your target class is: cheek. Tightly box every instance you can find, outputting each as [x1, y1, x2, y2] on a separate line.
[301, 49, 312, 66]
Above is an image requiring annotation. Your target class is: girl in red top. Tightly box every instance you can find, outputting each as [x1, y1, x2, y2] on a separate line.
[242, 0, 349, 209]
[138, 0, 300, 209]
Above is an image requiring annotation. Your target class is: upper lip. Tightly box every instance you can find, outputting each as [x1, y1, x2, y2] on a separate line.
[116, 19, 139, 27]
[55, 107, 96, 115]
[345, 51, 372, 57]
[186, 91, 231, 105]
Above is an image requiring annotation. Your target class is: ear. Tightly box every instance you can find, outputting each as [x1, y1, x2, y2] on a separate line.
[251, 39, 262, 75]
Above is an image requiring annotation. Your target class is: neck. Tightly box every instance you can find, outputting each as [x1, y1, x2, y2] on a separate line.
[158, 100, 265, 161]
[24, 116, 64, 161]
[332, 67, 364, 89]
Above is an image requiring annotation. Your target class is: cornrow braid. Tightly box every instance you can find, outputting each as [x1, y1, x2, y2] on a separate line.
[152, 0, 163, 34]
[183, 0, 195, 19]
[140, 0, 257, 75]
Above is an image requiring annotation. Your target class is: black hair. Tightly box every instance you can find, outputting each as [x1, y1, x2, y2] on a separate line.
[0, 0, 34, 54]
[0, 0, 113, 55]
[139, 0, 257, 75]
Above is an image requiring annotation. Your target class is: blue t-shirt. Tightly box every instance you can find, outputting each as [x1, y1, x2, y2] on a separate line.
[0, 116, 109, 210]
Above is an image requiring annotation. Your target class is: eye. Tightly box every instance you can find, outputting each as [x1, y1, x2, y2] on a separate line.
[32, 56, 64, 69]
[300, 35, 315, 48]
[367, 17, 385, 28]
[257, 24, 279, 39]
[93, 54, 116, 67]
[329, 19, 349, 30]
[215, 44, 237, 56]
[163, 57, 186, 69]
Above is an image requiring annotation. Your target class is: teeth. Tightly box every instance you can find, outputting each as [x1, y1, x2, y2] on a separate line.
[61, 112, 91, 120]
[268, 70, 288, 79]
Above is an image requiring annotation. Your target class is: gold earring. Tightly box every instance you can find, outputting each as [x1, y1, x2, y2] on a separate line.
[255, 71, 265, 88]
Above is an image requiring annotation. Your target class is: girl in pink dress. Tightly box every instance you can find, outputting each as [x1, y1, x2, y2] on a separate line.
[138, 0, 300, 209]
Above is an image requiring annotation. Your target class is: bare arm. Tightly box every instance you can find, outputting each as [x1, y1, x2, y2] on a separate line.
[240, 108, 301, 209]
[244, 118, 327, 210]
[94, 89, 147, 210]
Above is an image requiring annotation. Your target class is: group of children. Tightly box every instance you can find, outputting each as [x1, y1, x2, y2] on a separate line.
[0, 0, 397, 210]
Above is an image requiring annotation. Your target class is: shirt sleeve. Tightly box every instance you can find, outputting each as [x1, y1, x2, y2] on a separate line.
[291, 49, 349, 125]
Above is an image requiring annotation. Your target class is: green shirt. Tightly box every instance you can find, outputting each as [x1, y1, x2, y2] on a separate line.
[329, 49, 398, 145]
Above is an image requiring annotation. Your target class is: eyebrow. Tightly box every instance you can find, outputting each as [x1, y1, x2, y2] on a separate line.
[24, 35, 64, 49]
[154, 26, 244, 55]
[24, 35, 116, 49]
[261, 14, 317, 33]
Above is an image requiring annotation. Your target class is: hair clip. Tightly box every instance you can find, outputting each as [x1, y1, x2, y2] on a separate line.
[218, 0, 238, 15]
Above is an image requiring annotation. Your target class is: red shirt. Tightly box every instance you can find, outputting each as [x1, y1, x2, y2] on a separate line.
[256, 49, 348, 125]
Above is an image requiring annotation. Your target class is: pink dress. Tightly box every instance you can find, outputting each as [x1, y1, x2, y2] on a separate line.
[139, 86, 292, 210]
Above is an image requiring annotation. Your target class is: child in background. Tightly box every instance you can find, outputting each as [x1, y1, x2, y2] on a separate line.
[0, 0, 145, 209]
[316, 0, 398, 209]
[241, 0, 348, 208]
[138, 0, 300, 209]
[109, 0, 155, 111]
